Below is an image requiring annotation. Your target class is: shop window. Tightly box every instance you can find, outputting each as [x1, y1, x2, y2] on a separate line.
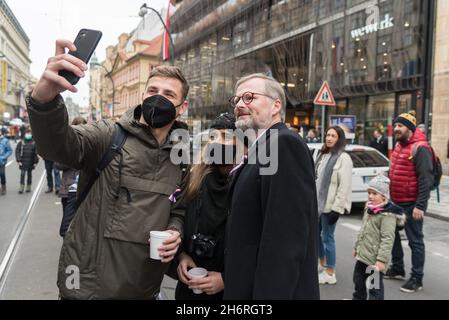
[366, 94, 395, 143]
[347, 97, 366, 145]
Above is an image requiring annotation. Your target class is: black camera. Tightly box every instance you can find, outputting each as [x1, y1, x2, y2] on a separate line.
[189, 233, 216, 258]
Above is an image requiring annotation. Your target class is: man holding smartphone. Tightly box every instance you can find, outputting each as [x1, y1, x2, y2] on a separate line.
[26, 39, 189, 300]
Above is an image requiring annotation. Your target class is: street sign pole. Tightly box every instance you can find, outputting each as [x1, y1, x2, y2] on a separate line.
[321, 104, 326, 143]
[314, 81, 336, 142]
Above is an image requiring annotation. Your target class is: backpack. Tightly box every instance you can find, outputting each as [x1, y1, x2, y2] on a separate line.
[74, 123, 127, 211]
[411, 142, 443, 190]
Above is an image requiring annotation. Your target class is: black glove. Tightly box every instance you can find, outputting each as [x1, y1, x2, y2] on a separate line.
[326, 211, 340, 225]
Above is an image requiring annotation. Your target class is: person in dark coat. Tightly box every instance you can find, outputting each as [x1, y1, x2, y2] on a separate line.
[224, 73, 320, 300]
[15, 128, 39, 193]
[54, 116, 87, 237]
[370, 129, 388, 157]
[175, 113, 237, 300]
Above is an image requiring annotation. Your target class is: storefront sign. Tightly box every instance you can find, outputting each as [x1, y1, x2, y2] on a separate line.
[351, 5, 394, 39]
[329, 115, 357, 139]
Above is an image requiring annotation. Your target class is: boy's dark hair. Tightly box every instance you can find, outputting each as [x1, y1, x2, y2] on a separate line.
[146, 66, 190, 100]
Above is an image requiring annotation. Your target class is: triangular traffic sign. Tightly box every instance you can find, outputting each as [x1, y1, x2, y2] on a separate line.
[314, 81, 336, 106]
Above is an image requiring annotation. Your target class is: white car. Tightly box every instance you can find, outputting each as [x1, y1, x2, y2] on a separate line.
[307, 143, 390, 204]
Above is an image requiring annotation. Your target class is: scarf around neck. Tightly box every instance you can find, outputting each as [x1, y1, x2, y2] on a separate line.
[316, 150, 343, 215]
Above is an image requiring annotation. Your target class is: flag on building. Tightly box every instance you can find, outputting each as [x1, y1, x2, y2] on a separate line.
[162, 1, 171, 61]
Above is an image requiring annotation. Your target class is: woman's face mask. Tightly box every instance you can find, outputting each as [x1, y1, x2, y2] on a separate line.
[25, 134, 32, 140]
[141, 95, 183, 128]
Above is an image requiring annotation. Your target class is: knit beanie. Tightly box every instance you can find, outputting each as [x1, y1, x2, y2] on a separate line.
[394, 111, 417, 132]
[209, 113, 236, 130]
[367, 174, 390, 200]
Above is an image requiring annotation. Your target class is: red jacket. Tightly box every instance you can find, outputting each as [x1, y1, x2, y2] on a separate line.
[389, 130, 429, 203]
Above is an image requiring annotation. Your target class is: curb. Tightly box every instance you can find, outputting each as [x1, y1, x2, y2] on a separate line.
[426, 212, 449, 223]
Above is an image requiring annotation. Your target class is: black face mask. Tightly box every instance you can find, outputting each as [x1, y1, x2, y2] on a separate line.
[141, 95, 182, 128]
[205, 143, 237, 165]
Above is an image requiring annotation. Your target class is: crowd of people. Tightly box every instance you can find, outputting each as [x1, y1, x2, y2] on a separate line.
[0, 37, 443, 300]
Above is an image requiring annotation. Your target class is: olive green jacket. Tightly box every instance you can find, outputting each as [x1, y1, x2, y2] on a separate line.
[354, 203, 405, 268]
[27, 94, 185, 299]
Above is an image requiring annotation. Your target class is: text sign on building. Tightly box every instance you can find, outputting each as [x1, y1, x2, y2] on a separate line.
[314, 81, 336, 106]
[351, 5, 394, 39]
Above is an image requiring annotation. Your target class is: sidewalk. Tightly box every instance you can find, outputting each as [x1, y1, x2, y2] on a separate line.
[0, 173, 62, 299]
[427, 175, 449, 222]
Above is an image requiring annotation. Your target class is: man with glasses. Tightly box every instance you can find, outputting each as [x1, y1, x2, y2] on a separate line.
[224, 73, 320, 300]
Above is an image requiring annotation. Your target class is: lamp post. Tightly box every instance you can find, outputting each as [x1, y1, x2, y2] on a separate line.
[90, 62, 115, 118]
[138, 3, 175, 65]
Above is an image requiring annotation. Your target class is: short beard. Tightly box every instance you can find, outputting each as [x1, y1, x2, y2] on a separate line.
[235, 119, 254, 131]
[395, 131, 410, 142]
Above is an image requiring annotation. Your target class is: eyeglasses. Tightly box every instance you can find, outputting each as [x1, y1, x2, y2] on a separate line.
[228, 92, 277, 107]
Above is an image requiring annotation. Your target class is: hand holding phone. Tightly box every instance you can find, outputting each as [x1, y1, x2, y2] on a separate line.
[31, 29, 102, 105]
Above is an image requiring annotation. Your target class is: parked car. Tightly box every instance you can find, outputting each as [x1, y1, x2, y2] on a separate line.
[308, 143, 390, 204]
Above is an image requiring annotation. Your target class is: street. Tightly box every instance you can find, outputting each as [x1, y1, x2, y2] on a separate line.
[1, 157, 448, 300]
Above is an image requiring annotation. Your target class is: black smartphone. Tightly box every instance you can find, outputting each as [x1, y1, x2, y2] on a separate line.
[58, 29, 102, 85]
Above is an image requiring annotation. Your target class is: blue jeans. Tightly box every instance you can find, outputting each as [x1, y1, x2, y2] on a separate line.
[45, 160, 61, 190]
[0, 165, 5, 185]
[318, 213, 337, 269]
[60, 192, 77, 237]
[391, 204, 425, 281]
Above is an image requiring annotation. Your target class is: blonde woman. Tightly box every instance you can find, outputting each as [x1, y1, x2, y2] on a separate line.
[175, 113, 238, 300]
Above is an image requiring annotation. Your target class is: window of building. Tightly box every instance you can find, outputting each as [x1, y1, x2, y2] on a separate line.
[366, 94, 395, 142]
[347, 97, 367, 145]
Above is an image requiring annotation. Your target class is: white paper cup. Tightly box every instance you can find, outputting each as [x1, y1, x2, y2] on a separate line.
[149, 231, 171, 260]
[188, 267, 208, 294]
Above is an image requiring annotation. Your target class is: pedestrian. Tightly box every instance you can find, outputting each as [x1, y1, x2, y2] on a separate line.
[306, 128, 319, 143]
[44, 159, 61, 194]
[0, 127, 13, 195]
[352, 175, 405, 300]
[315, 125, 353, 285]
[20, 123, 27, 140]
[417, 124, 426, 134]
[15, 128, 39, 194]
[386, 111, 434, 293]
[370, 129, 388, 157]
[26, 39, 189, 299]
[54, 116, 87, 237]
[175, 113, 237, 300]
[224, 73, 320, 300]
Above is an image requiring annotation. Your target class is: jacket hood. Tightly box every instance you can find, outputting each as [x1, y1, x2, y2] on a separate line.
[402, 128, 427, 146]
[384, 202, 404, 215]
[385, 202, 406, 227]
[118, 105, 188, 148]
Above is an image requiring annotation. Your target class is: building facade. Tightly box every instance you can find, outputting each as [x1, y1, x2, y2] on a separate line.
[88, 54, 106, 121]
[90, 9, 165, 119]
[432, 0, 449, 174]
[65, 97, 81, 123]
[171, 0, 435, 145]
[0, 0, 32, 123]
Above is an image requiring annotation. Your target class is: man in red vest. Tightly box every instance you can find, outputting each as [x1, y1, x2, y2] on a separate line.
[386, 111, 434, 293]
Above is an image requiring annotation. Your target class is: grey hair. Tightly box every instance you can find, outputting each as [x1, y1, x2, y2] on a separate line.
[235, 73, 286, 121]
